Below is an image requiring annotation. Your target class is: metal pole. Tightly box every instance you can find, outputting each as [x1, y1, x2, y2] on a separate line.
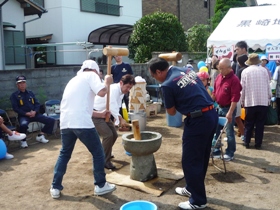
[23, 14, 41, 68]
[0, 0, 9, 70]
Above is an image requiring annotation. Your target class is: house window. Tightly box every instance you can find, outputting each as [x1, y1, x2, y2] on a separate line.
[4, 30, 25, 65]
[80, 0, 120, 16]
[34, 46, 56, 68]
[32, 0, 45, 7]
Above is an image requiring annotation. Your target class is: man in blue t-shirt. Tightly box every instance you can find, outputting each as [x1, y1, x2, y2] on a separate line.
[148, 57, 218, 210]
[111, 56, 133, 83]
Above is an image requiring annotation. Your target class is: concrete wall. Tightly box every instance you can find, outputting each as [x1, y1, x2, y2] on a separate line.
[0, 64, 150, 109]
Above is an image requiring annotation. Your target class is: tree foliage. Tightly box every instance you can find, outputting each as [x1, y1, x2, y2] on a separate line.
[211, 0, 247, 30]
[128, 11, 187, 63]
[186, 23, 210, 52]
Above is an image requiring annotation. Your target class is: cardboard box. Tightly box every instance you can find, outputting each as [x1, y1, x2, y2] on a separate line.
[146, 104, 157, 117]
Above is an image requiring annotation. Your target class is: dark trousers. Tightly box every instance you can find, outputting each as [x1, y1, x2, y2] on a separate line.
[244, 106, 268, 146]
[92, 118, 118, 164]
[182, 109, 218, 205]
[18, 114, 55, 135]
[276, 98, 280, 121]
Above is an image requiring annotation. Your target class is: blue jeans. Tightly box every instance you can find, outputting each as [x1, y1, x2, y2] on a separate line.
[214, 107, 236, 157]
[51, 128, 106, 190]
[18, 114, 55, 134]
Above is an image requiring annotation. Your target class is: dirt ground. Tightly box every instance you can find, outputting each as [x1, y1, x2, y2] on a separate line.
[0, 110, 280, 210]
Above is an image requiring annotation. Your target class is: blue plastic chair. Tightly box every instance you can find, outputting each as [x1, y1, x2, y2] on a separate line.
[211, 117, 228, 174]
[45, 99, 61, 135]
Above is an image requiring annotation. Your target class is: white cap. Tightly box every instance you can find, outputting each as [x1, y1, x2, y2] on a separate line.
[77, 60, 100, 75]
[260, 55, 269, 63]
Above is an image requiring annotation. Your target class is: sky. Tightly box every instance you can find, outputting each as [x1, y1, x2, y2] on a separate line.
[257, 0, 280, 5]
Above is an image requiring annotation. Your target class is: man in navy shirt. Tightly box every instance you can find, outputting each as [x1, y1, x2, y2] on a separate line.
[10, 75, 55, 148]
[111, 56, 133, 83]
[148, 58, 218, 210]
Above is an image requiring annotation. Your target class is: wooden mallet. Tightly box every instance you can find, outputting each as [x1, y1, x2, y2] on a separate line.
[103, 46, 129, 122]
[158, 51, 182, 66]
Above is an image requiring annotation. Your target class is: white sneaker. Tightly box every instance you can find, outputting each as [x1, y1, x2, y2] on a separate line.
[178, 201, 207, 209]
[8, 131, 26, 141]
[223, 154, 234, 162]
[36, 135, 49, 143]
[175, 187, 191, 197]
[94, 182, 116, 195]
[21, 141, 28, 148]
[5, 153, 14, 160]
[50, 187, 61, 199]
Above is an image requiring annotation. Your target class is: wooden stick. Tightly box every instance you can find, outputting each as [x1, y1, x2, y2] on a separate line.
[132, 120, 141, 140]
[159, 52, 182, 62]
[105, 46, 112, 122]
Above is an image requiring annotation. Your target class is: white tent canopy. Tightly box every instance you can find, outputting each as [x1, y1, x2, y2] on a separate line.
[207, 6, 280, 50]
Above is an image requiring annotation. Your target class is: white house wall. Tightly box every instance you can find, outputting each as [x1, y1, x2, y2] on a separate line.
[25, 0, 142, 65]
[1, 0, 25, 69]
[2, 0, 24, 31]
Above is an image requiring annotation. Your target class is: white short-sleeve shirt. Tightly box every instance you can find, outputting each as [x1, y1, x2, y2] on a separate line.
[60, 72, 105, 129]
[94, 83, 124, 125]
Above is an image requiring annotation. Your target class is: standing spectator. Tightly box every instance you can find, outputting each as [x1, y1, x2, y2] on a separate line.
[111, 56, 133, 83]
[234, 41, 248, 141]
[273, 60, 280, 124]
[209, 56, 219, 87]
[236, 54, 248, 80]
[260, 55, 272, 80]
[148, 57, 218, 210]
[111, 56, 133, 116]
[93, 75, 135, 170]
[50, 60, 116, 199]
[231, 53, 238, 74]
[241, 54, 271, 149]
[10, 76, 55, 148]
[212, 58, 242, 161]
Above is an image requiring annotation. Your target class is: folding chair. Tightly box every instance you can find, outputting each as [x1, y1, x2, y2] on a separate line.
[210, 117, 228, 174]
[45, 99, 60, 136]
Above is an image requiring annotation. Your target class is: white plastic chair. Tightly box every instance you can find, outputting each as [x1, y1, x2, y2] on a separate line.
[210, 117, 228, 174]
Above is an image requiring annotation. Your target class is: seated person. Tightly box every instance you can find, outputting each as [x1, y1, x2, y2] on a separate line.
[0, 116, 26, 159]
[10, 75, 55, 148]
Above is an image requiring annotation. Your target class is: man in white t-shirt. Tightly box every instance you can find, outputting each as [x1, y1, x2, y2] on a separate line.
[93, 74, 135, 170]
[50, 60, 116, 199]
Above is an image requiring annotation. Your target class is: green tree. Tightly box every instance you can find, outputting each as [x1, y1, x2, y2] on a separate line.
[186, 23, 210, 52]
[211, 0, 247, 30]
[128, 11, 187, 63]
